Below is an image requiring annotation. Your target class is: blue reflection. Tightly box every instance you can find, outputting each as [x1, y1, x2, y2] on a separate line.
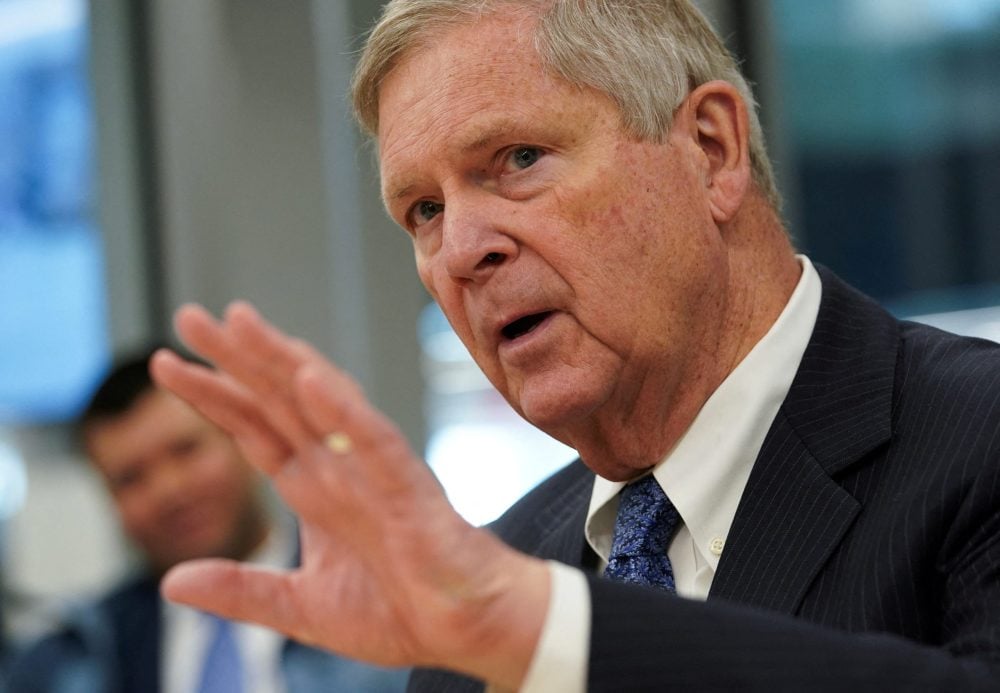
[0, 437, 26, 519]
[0, 0, 109, 423]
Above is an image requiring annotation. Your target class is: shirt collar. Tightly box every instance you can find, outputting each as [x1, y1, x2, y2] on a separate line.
[161, 514, 297, 693]
[586, 256, 822, 574]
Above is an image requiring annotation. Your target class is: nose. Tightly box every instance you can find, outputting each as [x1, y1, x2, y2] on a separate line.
[440, 197, 518, 283]
[148, 460, 188, 508]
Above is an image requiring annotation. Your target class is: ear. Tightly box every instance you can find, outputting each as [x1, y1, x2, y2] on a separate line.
[677, 80, 752, 223]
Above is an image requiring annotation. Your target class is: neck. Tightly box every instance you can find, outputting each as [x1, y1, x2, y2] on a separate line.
[568, 199, 800, 481]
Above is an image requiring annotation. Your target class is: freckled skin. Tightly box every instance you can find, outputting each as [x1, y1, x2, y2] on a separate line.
[378, 12, 799, 480]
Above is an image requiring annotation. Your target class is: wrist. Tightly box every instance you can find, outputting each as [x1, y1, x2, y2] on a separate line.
[432, 533, 551, 689]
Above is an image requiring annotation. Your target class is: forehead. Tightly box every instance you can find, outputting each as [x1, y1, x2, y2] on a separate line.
[379, 10, 545, 119]
[375, 11, 596, 198]
[86, 390, 205, 463]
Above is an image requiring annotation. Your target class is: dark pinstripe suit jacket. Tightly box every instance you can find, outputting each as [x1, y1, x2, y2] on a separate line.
[409, 268, 1000, 691]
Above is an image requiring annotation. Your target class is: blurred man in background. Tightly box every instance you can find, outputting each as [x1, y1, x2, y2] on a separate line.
[6, 348, 407, 692]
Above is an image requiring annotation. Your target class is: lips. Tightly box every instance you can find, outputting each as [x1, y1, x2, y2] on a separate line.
[500, 311, 553, 341]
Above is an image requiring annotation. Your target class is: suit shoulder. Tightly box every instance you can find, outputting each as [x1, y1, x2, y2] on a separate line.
[4, 588, 130, 692]
[896, 321, 1000, 420]
[97, 573, 161, 629]
[487, 459, 591, 550]
[889, 322, 1000, 510]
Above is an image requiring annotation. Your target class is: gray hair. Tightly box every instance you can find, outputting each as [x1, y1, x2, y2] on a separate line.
[351, 0, 780, 209]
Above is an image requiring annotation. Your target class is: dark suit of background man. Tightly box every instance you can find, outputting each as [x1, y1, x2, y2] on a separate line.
[146, 1, 1000, 691]
[6, 350, 408, 692]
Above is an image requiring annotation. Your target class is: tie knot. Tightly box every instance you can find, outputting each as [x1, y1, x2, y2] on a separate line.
[610, 475, 679, 558]
[603, 474, 680, 593]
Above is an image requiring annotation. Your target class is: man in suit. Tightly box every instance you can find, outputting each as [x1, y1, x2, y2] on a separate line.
[6, 350, 408, 692]
[148, 0, 1000, 690]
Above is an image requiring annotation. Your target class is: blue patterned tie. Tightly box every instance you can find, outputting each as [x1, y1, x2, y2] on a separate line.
[197, 615, 244, 693]
[604, 474, 680, 593]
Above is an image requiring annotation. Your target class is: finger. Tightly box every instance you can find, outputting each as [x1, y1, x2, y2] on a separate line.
[290, 364, 439, 505]
[294, 361, 401, 455]
[174, 304, 295, 399]
[225, 302, 327, 385]
[162, 560, 318, 646]
[172, 304, 245, 378]
[174, 303, 316, 449]
[150, 349, 291, 475]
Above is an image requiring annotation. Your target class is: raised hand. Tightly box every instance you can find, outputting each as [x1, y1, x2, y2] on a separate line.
[150, 302, 549, 687]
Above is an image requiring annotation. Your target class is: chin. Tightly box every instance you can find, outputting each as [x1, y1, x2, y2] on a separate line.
[168, 538, 225, 564]
[517, 386, 603, 440]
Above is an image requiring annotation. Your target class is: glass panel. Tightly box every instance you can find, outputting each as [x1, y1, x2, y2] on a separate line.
[772, 0, 1000, 319]
[0, 0, 116, 622]
[0, 0, 109, 425]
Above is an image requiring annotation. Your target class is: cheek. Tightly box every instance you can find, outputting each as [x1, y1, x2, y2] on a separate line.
[557, 154, 663, 252]
[559, 200, 655, 296]
[557, 179, 720, 347]
[115, 492, 156, 537]
[417, 263, 480, 347]
[202, 445, 250, 487]
[414, 248, 434, 290]
[580, 160, 712, 275]
[416, 254, 454, 318]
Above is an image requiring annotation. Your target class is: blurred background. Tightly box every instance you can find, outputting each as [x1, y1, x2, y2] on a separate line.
[0, 0, 998, 650]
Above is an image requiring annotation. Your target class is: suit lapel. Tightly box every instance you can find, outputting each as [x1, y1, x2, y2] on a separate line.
[708, 410, 861, 611]
[104, 576, 163, 693]
[710, 268, 898, 615]
[529, 461, 598, 569]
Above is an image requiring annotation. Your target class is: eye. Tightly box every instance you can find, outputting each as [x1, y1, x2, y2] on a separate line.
[170, 436, 200, 460]
[506, 146, 543, 171]
[409, 199, 444, 228]
[111, 466, 144, 492]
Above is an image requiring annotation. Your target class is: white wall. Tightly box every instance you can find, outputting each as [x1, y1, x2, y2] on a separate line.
[147, 0, 427, 446]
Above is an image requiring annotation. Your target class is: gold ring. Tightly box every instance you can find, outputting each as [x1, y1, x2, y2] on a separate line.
[323, 432, 353, 455]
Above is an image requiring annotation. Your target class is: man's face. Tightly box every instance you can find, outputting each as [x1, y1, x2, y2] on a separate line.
[86, 388, 265, 573]
[378, 13, 732, 474]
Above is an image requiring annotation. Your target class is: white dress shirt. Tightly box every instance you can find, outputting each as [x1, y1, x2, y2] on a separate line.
[518, 257, 822, 692]
[162, 515, 297, 693]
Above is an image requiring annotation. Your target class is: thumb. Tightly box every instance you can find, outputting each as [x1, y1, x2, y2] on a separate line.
[162, 559, 308, 642]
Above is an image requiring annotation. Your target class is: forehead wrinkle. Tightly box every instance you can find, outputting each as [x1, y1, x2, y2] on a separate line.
[379, 101, 443, 204]
[380, 106, 528, 207]
[377, 13, 552, 207]
[456, 118, 523, 155]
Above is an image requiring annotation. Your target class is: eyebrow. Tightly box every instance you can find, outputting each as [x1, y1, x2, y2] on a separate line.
[383, 117, 524, 203]
[387, 183, 416, 203]
[458, 119, 519, 155]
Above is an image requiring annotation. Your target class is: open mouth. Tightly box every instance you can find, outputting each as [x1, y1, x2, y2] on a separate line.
[501, 311, 552, 341]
